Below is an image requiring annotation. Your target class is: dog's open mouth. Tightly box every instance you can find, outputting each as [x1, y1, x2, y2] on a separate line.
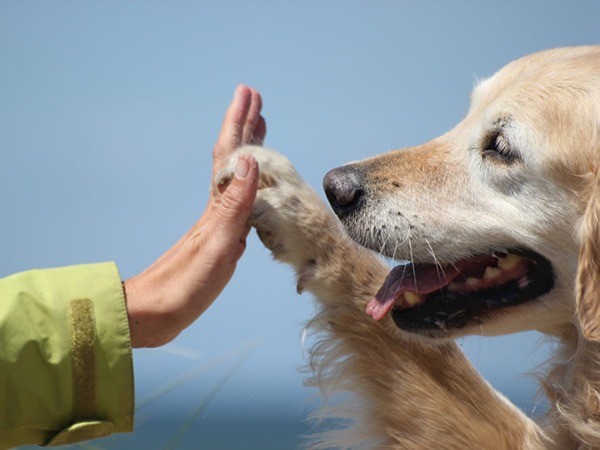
[366, 250, 554, 332]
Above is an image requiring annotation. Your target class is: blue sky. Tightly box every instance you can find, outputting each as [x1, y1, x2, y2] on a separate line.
[1, 0, 598, 432]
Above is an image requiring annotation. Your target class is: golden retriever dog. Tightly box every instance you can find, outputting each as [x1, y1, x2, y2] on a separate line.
[218, 46, 600, 449]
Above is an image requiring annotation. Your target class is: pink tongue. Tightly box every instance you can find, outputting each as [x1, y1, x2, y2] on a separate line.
[365, 255, 499, 321]
[365, 264, 461, 320]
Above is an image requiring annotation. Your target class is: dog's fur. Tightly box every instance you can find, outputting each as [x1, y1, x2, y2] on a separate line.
[219, 46, 600, 449]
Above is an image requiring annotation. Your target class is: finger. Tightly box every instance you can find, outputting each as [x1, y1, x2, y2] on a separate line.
[213, 85, 253, 172]
[252, 115, 267, 145]
[242, 88, 263, 144]
[210, 154, 259, 258]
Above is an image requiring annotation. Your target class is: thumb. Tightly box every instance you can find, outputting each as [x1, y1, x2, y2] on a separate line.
[213, 154, 259, 242]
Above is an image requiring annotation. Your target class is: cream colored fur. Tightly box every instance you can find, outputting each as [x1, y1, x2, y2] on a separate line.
[218, 46, 600, 449]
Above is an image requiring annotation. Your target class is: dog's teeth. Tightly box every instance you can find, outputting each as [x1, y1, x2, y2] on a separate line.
[498, 254, 523, 270]
[466, 277, 479, 288]
[448, 282, 460, 291]
[447, 309, 466, 321]
[435, 320, 447, 330]
[403, 291, 422, 306]
[483, 266, 502, 280]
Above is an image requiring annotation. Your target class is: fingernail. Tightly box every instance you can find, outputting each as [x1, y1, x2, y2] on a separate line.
[235, 156, 250, 179]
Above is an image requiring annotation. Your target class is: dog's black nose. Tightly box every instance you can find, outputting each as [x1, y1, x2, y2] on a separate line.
[323, 165, 364, 218]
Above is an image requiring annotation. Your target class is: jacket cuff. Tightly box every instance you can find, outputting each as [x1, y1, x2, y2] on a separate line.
[0, 262, 134, 448]
[45, 262, 135, 445]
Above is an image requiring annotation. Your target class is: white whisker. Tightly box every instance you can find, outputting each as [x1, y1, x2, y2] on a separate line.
[407, 230, 418, 291]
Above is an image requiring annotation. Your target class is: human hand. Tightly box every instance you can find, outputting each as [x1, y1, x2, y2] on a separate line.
[123, 85, 266, 348]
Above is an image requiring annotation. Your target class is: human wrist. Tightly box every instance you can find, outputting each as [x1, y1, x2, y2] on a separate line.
[122, 272, 179, 348]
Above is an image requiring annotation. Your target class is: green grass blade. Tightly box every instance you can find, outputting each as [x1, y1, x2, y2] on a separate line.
[161, 352, 251, 450]
[136, 338, 262, 412]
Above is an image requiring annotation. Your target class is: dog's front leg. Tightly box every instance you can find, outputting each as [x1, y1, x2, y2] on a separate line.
[218, 146, 546, 449]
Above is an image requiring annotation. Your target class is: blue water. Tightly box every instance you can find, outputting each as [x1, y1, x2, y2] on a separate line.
[85, 417, 311, 450]
[18, 395, 545, 450]
[19, 401, 543, 450]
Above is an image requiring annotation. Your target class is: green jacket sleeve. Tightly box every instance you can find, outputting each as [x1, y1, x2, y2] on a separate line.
[0, 262, 134, 449]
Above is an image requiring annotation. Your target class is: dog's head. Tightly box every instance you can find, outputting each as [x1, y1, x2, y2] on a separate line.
[324, 46, 600, 341]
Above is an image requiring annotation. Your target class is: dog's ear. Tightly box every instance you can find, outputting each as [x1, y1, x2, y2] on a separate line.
[576, 167, 600, 341]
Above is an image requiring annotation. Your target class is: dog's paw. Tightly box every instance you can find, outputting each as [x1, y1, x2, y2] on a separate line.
[215, 145, 303, 192]
[216, 146, 333, 266]
[216, 146, 307, 254]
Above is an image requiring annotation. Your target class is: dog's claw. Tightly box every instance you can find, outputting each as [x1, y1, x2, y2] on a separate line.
[214, 168, 234, 195]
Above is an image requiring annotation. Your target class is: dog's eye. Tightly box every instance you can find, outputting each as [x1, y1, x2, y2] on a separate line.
[481, 133, 519, 164]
